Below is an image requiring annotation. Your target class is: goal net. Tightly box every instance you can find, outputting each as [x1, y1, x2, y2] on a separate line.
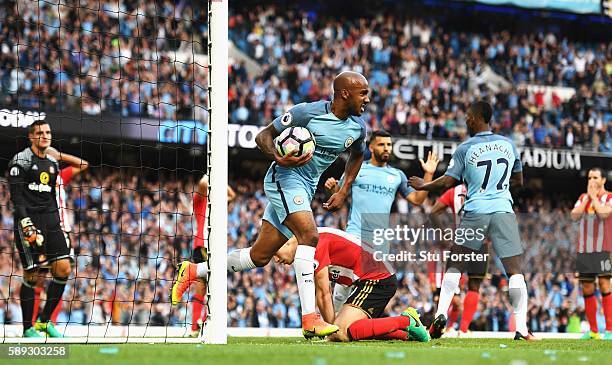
[0, 0, 227, 343]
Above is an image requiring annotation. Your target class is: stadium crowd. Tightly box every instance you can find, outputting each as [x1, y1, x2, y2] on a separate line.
[228, 5, 611, 153]
[0, 170, 604, 334]
[0, 0, 207, 120]
[0, 0, 609, 152]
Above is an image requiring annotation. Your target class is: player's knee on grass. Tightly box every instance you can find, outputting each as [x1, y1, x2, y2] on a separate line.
[51, 259, 72, 278]
[468, 277, 483, 292]
[327, 329, 350, 342]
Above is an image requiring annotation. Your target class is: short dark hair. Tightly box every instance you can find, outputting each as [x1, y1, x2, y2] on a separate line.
[470, 101, 493, 124]
[368, 129, 392, 145]
[589, 167, 606, 179]
[28, 120, 49, 134]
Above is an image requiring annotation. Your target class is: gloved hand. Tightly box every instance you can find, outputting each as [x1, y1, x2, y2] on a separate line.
[20, 217, 44, 247]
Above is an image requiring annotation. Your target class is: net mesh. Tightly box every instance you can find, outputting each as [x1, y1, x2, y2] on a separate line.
[0, 0, 210, 340]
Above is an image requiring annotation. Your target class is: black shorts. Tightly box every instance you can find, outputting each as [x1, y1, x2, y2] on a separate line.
[191, 247, 208, 264]
[576, 252, 612, 281]
[346, 274, 397, 318]
[15, 212, 71, 271]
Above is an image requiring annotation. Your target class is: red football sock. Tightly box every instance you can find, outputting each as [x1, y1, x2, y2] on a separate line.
[460, 290, 479, 333]
[602, 292, 612, 332]
[32, 287, 43, 325]
[51, 298, 63, 324]
[447, 302, 460, 328]
[348, 316, 411, 341]
[192, 294, 205, 331]
[584, 294, 599, 333]
[374, 330, 407, 341]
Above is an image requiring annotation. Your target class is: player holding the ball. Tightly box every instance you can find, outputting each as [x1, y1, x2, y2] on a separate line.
[174, 71, 369, 338]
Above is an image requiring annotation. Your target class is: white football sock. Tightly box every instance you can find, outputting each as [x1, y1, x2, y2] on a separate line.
[196, 263, 208, 278]
[435, 268, 461, 319]
[227, 248, 256, 272]
[509, 274, 528, 335]
[293, 245, 316, 316]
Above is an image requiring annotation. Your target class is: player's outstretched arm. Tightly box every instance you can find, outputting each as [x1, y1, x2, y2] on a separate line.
[408, 151, 439, 205]
[324, 149, 363, 211]
[409, 174, 458, 193]
[255, 124, 312, 167]
[315, 267, 335, 324]
[46, 147, 89, 175]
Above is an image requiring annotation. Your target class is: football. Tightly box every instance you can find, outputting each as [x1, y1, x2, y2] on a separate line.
[275, 126, 316, 157]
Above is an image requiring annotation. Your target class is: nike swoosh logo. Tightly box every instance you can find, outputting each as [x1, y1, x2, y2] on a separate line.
[312, 133, 323, 137]
[301, 273, 313, 277]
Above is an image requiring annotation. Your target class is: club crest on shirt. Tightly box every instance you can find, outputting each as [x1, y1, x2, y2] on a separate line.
[294, 196, 304, 205]
[330, 269, 340, 280]
[40, 172, 50, 185]
[281, 112, 292, 126]
[344, 137, 354, 148]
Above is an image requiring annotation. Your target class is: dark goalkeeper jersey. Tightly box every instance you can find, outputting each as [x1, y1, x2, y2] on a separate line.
[8, 147, 60, 221]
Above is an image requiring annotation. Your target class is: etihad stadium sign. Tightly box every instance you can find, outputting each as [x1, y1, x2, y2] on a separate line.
[392, 138, 590, 171]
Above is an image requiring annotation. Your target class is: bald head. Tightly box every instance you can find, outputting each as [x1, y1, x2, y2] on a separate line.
[331, 71, 370, 117]
[333, 71, 368, 95]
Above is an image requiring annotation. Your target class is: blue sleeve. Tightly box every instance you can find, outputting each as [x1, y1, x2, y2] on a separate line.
[350, 118, 367, 154]
[272, 103, 312, 133]
[398, 170, 414, 198]
[511, 141, 522, 173]
[445, 143, 468, 180]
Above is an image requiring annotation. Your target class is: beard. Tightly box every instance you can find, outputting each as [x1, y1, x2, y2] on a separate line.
[373, 152, 390, 163]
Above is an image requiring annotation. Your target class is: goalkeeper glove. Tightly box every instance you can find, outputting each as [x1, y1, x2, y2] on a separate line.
[20, 217, 44, 247]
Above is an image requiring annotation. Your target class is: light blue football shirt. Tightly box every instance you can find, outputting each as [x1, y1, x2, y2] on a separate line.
[265, 101, 367, 195]
[445, 131, 522, 213]
[341, 161, 414, 237]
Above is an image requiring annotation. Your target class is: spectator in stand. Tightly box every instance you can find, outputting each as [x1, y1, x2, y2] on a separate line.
[228, 5, 610, 152]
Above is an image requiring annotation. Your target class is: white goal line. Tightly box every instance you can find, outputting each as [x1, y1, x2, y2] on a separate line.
[0, 325, 584, 343]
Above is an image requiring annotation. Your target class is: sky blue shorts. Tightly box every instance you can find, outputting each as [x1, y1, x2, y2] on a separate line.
[262, 177, 312, 239]
[458, 212, 524, 259]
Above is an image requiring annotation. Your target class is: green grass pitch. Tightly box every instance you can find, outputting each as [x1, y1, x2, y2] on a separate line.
[58, 337, 611, 365]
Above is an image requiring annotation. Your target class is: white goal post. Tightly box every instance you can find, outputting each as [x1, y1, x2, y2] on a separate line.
[205, 0, 229, 345]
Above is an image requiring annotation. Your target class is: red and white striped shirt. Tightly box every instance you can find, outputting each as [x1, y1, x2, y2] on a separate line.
[314, 227, 392, 286]
[437, 184, 467, 227]
[574, 192, 612, 253]
[56, 167, 73, 232]
[428, 184, 467, 289]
